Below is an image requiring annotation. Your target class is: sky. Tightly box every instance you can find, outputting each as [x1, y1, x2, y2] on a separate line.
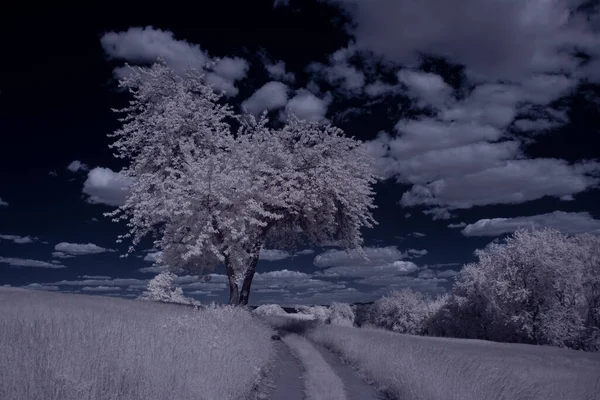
[1, 0, 600, 306]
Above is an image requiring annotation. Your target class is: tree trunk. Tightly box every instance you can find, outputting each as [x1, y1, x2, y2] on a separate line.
[238, 253, 260, 306]
[225, 257, 239, 305]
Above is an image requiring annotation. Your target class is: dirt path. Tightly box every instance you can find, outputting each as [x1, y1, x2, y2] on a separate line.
[253, 339, 305, 400]
[310, 342, 389, 400]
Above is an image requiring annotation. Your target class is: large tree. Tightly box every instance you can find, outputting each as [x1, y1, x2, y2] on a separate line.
[107, 61, 378, 305]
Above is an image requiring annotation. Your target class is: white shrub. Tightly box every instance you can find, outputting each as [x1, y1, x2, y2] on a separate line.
[327, 302, 355, 327]
[253, 304, 287, 317]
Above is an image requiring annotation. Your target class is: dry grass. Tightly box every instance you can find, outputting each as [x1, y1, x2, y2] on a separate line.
[308, 323, 600, 400]
[0, 287, 275, 400]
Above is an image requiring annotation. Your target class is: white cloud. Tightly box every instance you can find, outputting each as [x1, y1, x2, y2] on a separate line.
[312, 0, 600, 216]
[54, 242, 115, 256]
[139, 265, 168, 274]
[83, 167, 133, 207]
[448, 222, 467, 228]
[242, 81, 289, 115]
[295, 249, 315, 256]
[0, 257, 66, 269]
[142, 251, 161, 263]
[0, 234, 37, 244]
[400, 159, 600, 210]
[437, 269, 459, 278]
[255, 270, 310, 280]
[52, 278, 148, 287]
[326, 0, 598, 81]
[80, 275, 111, 280]
[411, 232, 426, 238]
[364, 81, 395, 97]
[284, 89, 331, 122]
[314, 260, 418, 278]
[397, 69, 453, 108]
[313, 246, 406, 268]
[407, 249, 427, 258]
[0, 197, 8, 207]
[462, 211, 600, 237]
[81, 286, 122, 292]
[24, 283, 60, 291]
[265, 60, 295, 83]
[67, 160, 89, 173]
[51, 252, 75, 259]
[308, 61, 365, 94]
[101, 26, 208, 71]
[259, 248, 291, 261]
[100, 26, 248, 97]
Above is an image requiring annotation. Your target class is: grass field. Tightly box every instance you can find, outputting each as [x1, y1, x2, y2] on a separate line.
[308, 323, 600, 400]
[0, 287, 275, 400]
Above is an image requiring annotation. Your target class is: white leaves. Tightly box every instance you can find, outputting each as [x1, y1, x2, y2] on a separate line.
[109, 61, 378, 290]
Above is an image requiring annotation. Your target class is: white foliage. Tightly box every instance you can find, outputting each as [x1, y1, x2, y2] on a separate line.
[369, 289, 447, 335]
[327, 302, 355, 327]
[138, 271, 199, 306]
[105, 60, 378, 304]
[297, 305, 332, 322]
[252, 304, 287, 317]
[438, 228, 600, 350]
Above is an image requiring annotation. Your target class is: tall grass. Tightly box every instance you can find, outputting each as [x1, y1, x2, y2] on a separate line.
[0, 287, 274, 400]
[308, 324, 600, 400]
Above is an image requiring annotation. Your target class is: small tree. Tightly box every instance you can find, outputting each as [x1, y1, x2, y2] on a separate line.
[327, 302, 355, 326]
[138, 271, 198, 305]
[440, 228, 592, 348]
[368, 289, 446, 335]
[107, 61, 378, 305]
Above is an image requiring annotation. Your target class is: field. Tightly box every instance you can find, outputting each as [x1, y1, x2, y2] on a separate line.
[2, 287, 599, 400]
[308, 323, 600, 400]
[0, 287, 275, 400]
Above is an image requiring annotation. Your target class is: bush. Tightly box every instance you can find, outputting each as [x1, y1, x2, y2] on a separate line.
[326, 302, 355, 327]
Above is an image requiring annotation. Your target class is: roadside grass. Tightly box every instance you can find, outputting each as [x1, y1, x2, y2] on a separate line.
[308, 323, 600, 400]
[0, 287, 274, 400]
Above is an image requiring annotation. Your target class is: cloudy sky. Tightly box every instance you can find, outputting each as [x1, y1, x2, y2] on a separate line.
[1, 0, 599, 305]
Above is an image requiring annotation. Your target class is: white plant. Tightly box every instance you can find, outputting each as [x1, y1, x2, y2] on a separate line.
[138, 271, 199, 306]
[253, 304, 287, 317]
[327, 302, 355, 327]
[106, 60, 378, 305]
[439, 228, 600, 349]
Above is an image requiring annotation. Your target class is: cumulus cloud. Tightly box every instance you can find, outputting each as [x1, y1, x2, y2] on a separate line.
[314, 260, 418, 278]
[308, 60, 365, 94]
[81, 286, 122, 292]
[313, 246, 407, 268]
[242, 81, 289, 115]
[462, 211, 600, 236]
[397, 69, 453, 108]
[0, 257, 66, 269]
[284, 89, 331, 122]
[325, 0, 598, 80]
[264, 60, 295, 83]
[24, 283, 60, 291]
[54, 242, 115, 256]
[82, 167, 133, 207]
[100, 26, 248, 96]
[67, 160, 89, 173]
[295, 249, 315, 256]
[0, 234, 37, 244]
[259, 248, 292, 261]
[0, 197, 8, 207]
[297, 0, 600, 216]
[400, 159, 600, 210]
[51, 252, 75, 259]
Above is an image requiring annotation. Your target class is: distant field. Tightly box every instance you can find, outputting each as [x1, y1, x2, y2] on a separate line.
[308, 324, 600, 400]
[0, 287, 275, 400]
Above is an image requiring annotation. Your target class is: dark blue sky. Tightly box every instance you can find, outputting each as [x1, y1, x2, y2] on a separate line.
[1, 0, 599, 305]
